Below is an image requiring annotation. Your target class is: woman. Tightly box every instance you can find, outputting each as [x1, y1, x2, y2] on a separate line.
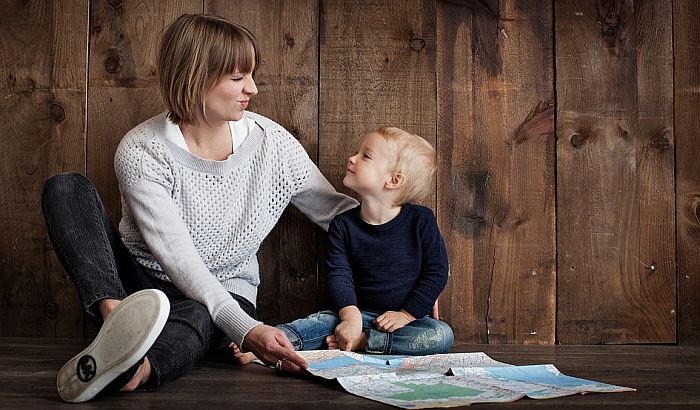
[42, 13, 356, 403]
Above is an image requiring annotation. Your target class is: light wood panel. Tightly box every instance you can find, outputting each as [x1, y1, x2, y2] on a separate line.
[437, 0, 556, 344]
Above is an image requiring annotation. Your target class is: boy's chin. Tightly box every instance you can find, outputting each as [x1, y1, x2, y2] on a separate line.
[341, 178, 358, 194]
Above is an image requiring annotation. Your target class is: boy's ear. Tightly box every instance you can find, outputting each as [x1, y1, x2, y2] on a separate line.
[385, 172, 405, 190]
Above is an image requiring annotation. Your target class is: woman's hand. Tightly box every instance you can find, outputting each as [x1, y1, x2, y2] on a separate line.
[242, 324, 307, 373]
[375, 310, 415, 333]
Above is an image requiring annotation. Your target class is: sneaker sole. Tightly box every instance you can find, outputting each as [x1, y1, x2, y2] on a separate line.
[56, 289, 170, 403]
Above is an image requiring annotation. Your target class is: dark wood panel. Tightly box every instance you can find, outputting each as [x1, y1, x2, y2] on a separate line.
[556, 0, 676, 344]
[206, 0, 321, 325]
[87, 0, 200, 223]
[2, 337, 699, 408]
[674, 0, 700, 346]
[0, 0, 88, 337]
[437, 0, 556, 344]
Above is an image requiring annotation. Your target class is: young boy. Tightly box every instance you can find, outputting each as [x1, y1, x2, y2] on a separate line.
[234, 127, 452, 365]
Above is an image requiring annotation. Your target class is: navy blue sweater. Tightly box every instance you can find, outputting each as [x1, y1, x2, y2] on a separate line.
[325, 203, 449, 318]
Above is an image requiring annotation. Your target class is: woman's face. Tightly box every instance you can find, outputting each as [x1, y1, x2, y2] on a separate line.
[204, 70, 258, 122]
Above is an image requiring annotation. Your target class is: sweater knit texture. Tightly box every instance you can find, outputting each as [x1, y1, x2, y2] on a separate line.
[326, 203, 449, 319]
[114, 111, 357, 347]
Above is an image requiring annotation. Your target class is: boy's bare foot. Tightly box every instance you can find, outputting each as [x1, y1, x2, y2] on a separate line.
[326, 335, 339, 350]
[229, 342, 257, 365]
[357, 331, 368, 351]
[326, 332, 368, 351]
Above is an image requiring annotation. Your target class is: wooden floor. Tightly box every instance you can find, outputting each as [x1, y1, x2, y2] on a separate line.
[2, 337, 699, 409]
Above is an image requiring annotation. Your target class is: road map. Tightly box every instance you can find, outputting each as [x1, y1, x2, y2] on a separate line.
[294, 350, 635, 408]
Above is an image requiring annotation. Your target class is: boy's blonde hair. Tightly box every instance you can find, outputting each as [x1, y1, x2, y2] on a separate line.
[157, 14, 259, 125]
[374, 127, 436, 205]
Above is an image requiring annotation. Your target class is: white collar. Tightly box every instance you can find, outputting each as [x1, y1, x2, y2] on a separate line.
[165, 114, 256, 153]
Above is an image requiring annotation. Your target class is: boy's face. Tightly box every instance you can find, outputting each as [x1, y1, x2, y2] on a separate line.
[343, 132, 397, 198]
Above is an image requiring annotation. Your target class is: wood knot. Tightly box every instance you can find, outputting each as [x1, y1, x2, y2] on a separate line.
[107, 0, 121, 7]
[284, 34, 295, 47]
[409, 37, 425, 51]
[570, 132, 588, 148]
[91, 24, 102, 34]
[48, 103, 65, 123]
[650, 136, 670, 149]
[600, 5, 621, 37]
[618, 125, 629, 140]
[44, 302, 59, 319]
[104, 49, 122, 74]
[687, 193, 700, 226]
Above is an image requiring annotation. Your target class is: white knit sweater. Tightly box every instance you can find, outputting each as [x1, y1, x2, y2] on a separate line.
[114, 111, 357, 347]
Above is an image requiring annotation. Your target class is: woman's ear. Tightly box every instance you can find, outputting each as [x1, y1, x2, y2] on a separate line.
[385, 172, 405, 190]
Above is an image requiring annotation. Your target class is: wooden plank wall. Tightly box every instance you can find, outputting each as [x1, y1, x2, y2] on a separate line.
[675, 0, 700, 346]
[437, 0, 555, 344]
[0, 0, 698, 345]
[0, 1, 88, 336]
[556, 0, 676, 344]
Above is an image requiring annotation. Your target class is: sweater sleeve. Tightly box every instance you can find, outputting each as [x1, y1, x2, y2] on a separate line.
[400, 210, 450, 318]
[325, 217, 357, 312]
[116, 138, 262, 348]
[283, 133, 358, 232]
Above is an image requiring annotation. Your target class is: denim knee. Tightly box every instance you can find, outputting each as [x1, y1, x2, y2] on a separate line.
[434, 320, 454, 353]
[42, 172, 94, 205]
[400, 319, 454, 355]
[411, 319, 454, 354]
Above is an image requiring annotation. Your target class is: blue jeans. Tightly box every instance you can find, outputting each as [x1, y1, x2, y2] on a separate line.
[278, 310, 454, 355]
[41, 173, 252, 390]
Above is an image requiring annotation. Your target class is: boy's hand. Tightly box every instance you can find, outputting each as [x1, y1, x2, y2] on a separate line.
[336, 306, 364, 351]
[375, 310, 415, 333]
[335, 319, 364, 351]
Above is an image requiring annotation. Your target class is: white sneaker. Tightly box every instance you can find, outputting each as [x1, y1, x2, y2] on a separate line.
[56, 289, 170, 403]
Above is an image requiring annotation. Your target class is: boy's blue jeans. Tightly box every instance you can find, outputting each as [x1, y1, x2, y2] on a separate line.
[278, 310, 454, 355]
